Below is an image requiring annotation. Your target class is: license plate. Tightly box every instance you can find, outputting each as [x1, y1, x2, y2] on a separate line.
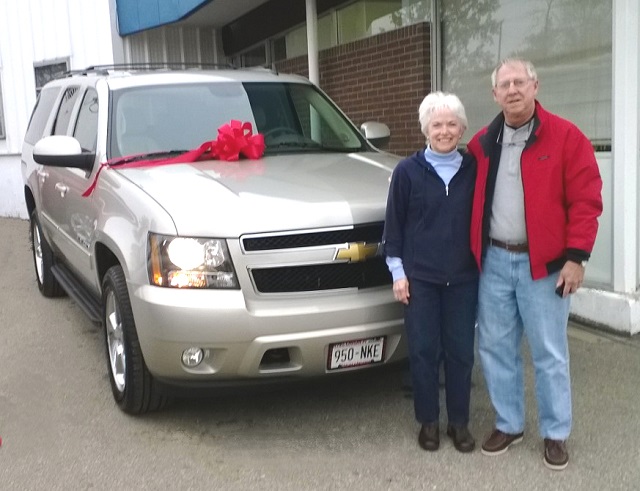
[328, 336, 385, 370]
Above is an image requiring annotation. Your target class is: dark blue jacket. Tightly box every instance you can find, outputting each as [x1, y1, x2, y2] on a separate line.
[383, 149, 478, 285]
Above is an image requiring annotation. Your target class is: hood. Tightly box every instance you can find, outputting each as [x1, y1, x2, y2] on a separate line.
[118, 152, 398, 237]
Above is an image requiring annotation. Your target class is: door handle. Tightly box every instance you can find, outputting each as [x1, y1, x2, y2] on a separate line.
[55, 182, 69, 197]
[37, 169, 49, 184]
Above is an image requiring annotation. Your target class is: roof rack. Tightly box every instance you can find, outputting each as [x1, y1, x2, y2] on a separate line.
[64, 62, 237, 77]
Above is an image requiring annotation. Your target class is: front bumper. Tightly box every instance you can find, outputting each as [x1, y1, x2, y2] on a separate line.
[130, 284, 406, 383]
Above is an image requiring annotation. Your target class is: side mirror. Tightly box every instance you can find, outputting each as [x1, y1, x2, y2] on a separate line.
[33, 136, 95, 171]
[360, 121, 390, 149]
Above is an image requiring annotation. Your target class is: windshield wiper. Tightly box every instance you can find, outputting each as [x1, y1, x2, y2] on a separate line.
[269, 140, 322, 149]
[110, 150, 188, 166]
[317, 145, 362, 152]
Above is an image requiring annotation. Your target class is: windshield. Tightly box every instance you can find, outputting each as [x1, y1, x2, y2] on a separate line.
[109, 81, 370, 158]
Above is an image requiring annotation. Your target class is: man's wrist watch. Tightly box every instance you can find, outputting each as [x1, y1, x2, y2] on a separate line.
[571, 259, 588, 268]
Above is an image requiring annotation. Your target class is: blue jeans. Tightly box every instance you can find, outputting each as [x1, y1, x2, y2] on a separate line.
[404, 277, 478, 426]
[478, 245, 572, 440]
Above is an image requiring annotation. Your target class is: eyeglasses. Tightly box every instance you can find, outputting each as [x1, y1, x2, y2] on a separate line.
[495, 78, 532, 91]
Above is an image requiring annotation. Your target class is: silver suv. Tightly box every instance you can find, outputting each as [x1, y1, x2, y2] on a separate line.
[21, 65, 406, 414]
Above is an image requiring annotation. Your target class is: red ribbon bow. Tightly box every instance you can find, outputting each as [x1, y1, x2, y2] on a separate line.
[83, 120, 265, 197]
[213, 120, 266, 161]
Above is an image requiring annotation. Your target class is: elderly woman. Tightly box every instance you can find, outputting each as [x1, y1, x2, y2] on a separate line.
[384, 92, 478, 453]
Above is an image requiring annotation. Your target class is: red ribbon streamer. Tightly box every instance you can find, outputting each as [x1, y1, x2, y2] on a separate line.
[83, 120, 265, 197]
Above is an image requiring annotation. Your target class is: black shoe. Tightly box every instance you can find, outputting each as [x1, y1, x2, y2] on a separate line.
[446, 424, 476, 453]
[418, 423, 440, 451]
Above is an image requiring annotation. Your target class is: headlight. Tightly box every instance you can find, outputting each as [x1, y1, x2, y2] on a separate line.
[148, 234, 239, 289]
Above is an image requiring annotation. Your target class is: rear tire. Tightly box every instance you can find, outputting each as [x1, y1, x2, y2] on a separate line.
[30, 210, 64, 297]
[102, 265, 167, 414]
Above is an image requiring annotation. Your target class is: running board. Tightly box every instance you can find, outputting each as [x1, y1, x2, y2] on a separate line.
[52, 264, 102, 325]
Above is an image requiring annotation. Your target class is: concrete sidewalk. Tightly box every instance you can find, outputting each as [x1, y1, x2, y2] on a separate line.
[1, 215, 639, 490]
[521, 322, 640, 488]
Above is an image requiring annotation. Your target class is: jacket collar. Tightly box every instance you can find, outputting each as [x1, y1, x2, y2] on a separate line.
[414, 147, 472, 170]
[479, 100, 545, 155]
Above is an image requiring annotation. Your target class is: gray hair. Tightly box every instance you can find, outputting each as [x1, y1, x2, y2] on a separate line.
[418, 91, 468, 137]
[491, 58, 538, 87]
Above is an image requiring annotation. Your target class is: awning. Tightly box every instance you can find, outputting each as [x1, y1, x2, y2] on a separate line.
[115, 0, 212, 36]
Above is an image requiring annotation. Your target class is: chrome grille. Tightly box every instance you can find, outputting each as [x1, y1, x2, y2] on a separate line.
[246, 222, 391, 293]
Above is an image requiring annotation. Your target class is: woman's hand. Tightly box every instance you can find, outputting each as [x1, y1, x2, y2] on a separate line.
[393, 278, 410, 305]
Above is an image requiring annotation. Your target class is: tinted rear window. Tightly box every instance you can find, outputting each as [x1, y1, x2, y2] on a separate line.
[24, 86, 61, 144]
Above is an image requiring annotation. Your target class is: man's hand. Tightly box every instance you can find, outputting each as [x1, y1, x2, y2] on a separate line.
[556, 261, 586, 297]
[393, 278, 410, 305]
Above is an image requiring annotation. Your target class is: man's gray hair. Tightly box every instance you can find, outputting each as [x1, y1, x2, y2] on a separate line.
[418, 91, 468, 137]
[491, 58, 538, 87]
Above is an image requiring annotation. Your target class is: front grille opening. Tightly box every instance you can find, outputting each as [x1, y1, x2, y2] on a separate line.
[260, 348, 291, 367]
[251, 257, 392, 293]
[243, 222, 384, 251]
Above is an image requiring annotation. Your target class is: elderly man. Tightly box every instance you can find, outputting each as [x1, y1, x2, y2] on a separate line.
[467, 58, 602, 470]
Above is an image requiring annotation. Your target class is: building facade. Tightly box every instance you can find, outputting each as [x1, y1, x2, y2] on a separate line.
[0, 0, 638, 334]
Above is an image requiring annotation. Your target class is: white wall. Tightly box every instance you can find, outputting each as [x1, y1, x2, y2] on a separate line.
[0, 0, 122, 218]
[0, 156, 26, 218]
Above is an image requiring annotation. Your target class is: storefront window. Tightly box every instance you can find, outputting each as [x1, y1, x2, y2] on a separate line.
[441, 0, 613, 287]
[441, 0, 612, 146]
[274, 0, 430, 62]
[338, 0, 429, 43]
[282, 12, 337, 60]
[240, 45, 267, 67]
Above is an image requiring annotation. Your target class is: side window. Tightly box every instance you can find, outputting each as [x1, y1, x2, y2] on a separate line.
[245, 84, 300, 134]
[53, 86, 81, 136]
[73, 88, 99, 152]
[34, 61, 68, 96]
[24, 86, 62, 145]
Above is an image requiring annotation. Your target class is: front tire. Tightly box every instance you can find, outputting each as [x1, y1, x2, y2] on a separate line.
[30, 210, 64, 297]
[102, 265, 167, 414]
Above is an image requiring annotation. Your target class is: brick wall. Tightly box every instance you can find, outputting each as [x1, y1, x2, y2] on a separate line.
[275, 23, 431, 158]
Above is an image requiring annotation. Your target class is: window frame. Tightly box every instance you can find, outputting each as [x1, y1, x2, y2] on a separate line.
[0, 77, 5, 140]
[34, 59, 69, 96]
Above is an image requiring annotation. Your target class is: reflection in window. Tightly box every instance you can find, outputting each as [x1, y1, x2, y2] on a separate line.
[53, 86, 80, 136]
[74, 89, 99, 152]
[441, 0, 613, 287]
[111, 83, 255, 157]
[272, 37, 287, 63]
[270, 0, 430, 62]
[34, 61, 68, 96]
[338, 0, 425, 44]
[442, 0, 612, 145]
[244, 82, 365, 152]
[24, 87, 61, 145]
[281, 12, 337, 60]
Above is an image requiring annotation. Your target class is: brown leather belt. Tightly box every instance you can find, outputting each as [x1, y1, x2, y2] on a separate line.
[489, 238, 529, 253]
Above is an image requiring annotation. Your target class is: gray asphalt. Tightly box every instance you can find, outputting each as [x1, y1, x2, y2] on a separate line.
[1, 216, 639, 490]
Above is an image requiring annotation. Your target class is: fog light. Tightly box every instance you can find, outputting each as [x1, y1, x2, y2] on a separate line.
[182, 347, 204, 367]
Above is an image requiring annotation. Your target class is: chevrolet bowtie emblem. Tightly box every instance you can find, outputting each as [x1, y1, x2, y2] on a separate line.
[335, 242, 380, 263]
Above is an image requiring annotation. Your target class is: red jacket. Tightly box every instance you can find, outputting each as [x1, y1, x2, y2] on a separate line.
[467, 101, 603, 280]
